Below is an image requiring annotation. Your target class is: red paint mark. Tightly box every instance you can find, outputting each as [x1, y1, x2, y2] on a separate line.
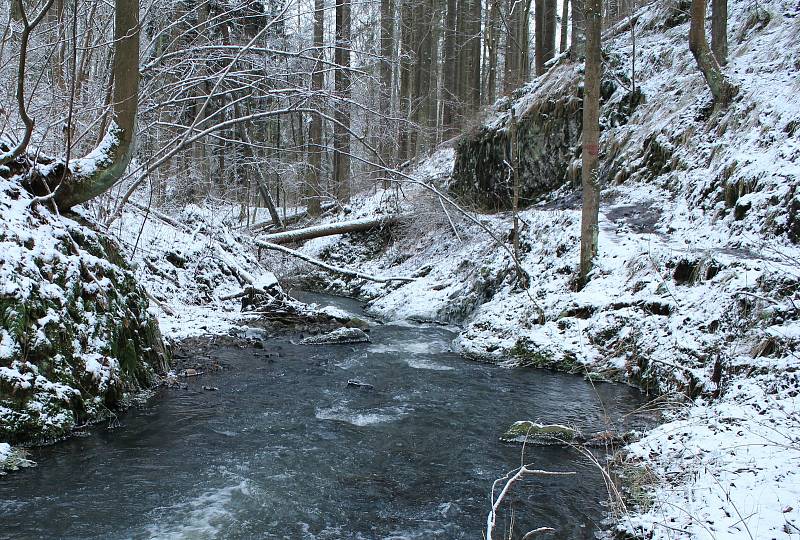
[584, 143, 599, 156]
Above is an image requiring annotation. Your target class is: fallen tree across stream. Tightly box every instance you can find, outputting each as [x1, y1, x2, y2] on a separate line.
[254, 239, 416, 284]
[258, 214, 407, 244]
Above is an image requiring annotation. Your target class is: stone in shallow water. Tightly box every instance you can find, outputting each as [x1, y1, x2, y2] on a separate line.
[500, 421, 581, 445]
[301, 327, 371, 345]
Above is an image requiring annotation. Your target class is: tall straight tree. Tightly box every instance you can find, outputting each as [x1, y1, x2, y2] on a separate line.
[504, 0, 531, 93]
[483, 0, 501, 104]
[307, 0, 325, 216]
[535, 0, 556, 74]
[397, 0, 414, 162]
[711, 0, 727, 65]
[579, 0, 601, 285]
[441, 0, 459, 136]
[559, 0, 569, 53]
[379, 0, 395, 168]
[334, 0, 351, 202]
[571, 0, 586, 58]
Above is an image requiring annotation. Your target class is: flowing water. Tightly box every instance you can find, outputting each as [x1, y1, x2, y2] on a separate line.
[0, 294, 647, 539]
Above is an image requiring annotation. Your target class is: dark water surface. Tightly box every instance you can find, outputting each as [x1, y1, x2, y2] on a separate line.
[0, 294, 647, 539]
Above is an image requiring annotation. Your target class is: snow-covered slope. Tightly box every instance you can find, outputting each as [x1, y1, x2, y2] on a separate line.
[295, 1, 800, 537]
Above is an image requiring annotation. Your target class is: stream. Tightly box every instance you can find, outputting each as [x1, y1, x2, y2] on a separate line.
[0, 293, 648, 539]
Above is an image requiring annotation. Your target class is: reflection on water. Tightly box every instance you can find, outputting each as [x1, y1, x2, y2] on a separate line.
[0, 294, 647, 539]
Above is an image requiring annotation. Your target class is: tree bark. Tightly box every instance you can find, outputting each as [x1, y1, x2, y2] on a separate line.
[483, 0, 500, 105]
[543, 0, 557, 65]
[307, 0, 325, 216]
[441, 0, 459, 136]
[711, 0, 727, 66]
[334, 0, 351, 202]
[397, 0, 414, 162]
[579, 0, 601, 286]
[535, 0, 544, 75]
[379, 0, 395, 169]
[259, 214, 406, 244]
[559, 0, 569, 53]
[23, 0, 140, 210]
[571, 0, 586, 58]
[689, 0, 736, 105]
[535, 0, 557, 75]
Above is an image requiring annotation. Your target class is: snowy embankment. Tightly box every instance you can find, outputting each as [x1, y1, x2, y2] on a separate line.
[291, 0, 800, 537]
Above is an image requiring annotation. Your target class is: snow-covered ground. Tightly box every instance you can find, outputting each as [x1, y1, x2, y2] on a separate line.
[290, 0, 800, 537]
[107, 202, 275, 339]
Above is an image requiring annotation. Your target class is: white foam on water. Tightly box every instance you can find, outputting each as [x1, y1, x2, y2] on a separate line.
[143, 480, 249, 539]
[403, 358, 455, 371]
[368, 340, 450, 355]
[315, 405, 408, 427]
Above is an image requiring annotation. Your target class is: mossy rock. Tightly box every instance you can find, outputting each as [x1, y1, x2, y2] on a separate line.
[500, 421, 581, 445]
[509, 340, 581, 373]
[0, 209, 170, 444]
[0, 445, 36, 475]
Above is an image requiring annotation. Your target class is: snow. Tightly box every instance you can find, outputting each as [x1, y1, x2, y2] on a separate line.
[291, 0, 800, 537]
[106, 202, 280, 341]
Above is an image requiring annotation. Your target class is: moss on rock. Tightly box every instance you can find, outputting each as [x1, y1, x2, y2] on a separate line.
[0, 198, 170, 445]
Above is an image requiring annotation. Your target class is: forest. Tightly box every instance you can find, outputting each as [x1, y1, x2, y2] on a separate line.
[0, 0, 799, 538]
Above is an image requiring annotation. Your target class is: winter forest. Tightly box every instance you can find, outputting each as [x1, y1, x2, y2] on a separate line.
[1, 0, 799, 537]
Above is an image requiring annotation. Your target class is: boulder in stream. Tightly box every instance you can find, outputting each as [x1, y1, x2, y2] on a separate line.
[500, 421, 581, 445]
[501, 421, 637, 447]
[301, 327, 371, 345]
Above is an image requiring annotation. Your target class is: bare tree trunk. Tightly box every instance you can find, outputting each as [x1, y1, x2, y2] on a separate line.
[560, 0, 569, 53]
[441, 0, 459, 136]
[379, 0, 395, 170]
[689, 0, 736, 105]
[711, 0, 727, 65]
[467, 0, 482, 111]
[260, 214, 406, 244]
[535, 0, 557, 75]
[535, 0, 544, 74]
[307, 0, 325, 216]
[398, 0, 414, 162]
[334, 0, 351, 202]
[579, 0, 601, 286]
[571, 0, 586, 58]
[543, 0, 557, 65]
[483, 0, 500, 105]
[24, 0, 140, 210]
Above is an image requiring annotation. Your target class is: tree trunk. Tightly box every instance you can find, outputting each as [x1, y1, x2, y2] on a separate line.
[307, 0, 325, 216]
[24, 0, 140, 210]
[579, 0, 601, 286]
[559, 0, 569, 53]
[379, 0, 395, 169]
[441, 0, 459, 136]
[543, 0, 557, 65]
[535, 0, 544, 75]
[259, 214, 406, 244]
[535, 0, 557, 75]
[711, 0, 727, 66]
[483, 0, 500, 105]
[571, 0, 586, 58]
[334, 0, 351, 202]
[467, 0, 482, 111]
[689, 0, 736, 105]
[397, 0, 414, 162]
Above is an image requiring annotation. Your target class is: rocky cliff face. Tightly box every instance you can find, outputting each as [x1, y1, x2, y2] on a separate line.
[450, 57, 641, 211]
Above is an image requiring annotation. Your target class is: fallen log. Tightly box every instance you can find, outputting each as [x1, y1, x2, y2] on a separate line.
[249, 202, 338, 233]
[254, 239, 415, 284]
[259, 214, 406, 245]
